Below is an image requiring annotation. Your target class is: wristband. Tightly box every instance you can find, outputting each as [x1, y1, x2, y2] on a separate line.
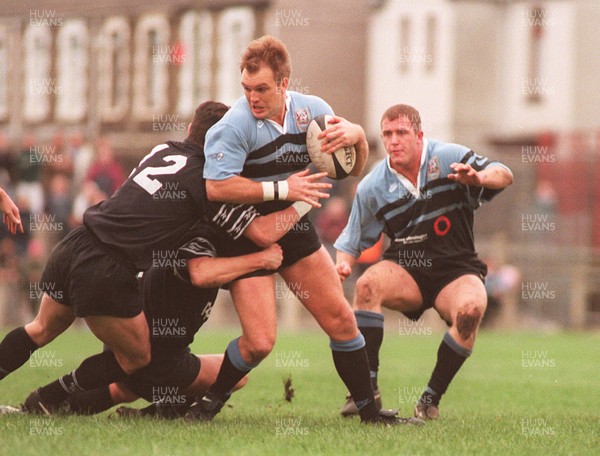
[262, 181, 275, 201]
[291, 201, 312, 218]
[262, 181, 289, 201]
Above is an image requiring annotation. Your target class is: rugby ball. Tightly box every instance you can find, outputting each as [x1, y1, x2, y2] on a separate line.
[306, 114, 356, 179]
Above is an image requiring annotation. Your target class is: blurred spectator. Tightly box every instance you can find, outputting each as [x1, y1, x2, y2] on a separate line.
[85, 137, 126, 196]
[70, 180, 106, 228]
[44, 174, 73, 242]
[0, 133, 16, 180]
[42, 130, 74, 182]
[315, 196, 349, 248]
[14, 134, 44, 215]
[533, 179, 557, 215]
[483, 258, 521, 327]
[68, 132, 95, 189]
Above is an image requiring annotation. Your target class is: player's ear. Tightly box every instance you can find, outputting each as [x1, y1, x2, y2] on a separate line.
[188, 123, 192, 135]
[279, 77, 289, 91]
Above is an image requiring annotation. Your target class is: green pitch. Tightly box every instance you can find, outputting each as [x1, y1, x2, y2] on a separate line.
[0, 328, 597, 455]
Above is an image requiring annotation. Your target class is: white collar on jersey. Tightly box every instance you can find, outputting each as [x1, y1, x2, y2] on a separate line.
[265, 93, 292, 134]
[386, 138, 428, 199]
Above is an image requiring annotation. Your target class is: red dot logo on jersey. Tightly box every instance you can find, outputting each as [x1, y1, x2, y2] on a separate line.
[434, 215, 451, 236]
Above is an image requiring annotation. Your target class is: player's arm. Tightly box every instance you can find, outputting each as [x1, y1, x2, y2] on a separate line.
[318, 116, 369, 177]
[206, 170, 331, 208]
[0, 187, 23, 234]
[243, 201, 312, 248]
[187, 244, 282, 288]
[333, 188, 383, 282]
[335, 250, 358, 283]
[448, 162, 513, 189]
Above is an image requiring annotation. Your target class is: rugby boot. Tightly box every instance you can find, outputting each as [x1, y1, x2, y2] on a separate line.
[184, 391, 227, 421]
[340, 389, 382, 417]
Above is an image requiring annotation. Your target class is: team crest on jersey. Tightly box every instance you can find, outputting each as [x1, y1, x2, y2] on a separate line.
[294, 108, 310, 131]
[427, 156, 441, 180]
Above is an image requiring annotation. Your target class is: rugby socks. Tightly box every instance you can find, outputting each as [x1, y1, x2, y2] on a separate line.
[355, 310, 384, 391]
[37, 351, 128, 405]
[420, 332, 472, 406]
[209, 337, 258, 402]
[331, 334, 379, 421]
[62, 386, 114, 415]
[0, 327, 39, 380]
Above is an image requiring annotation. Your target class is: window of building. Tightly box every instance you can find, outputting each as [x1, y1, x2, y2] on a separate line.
[0, 26, 8, 120]
[398, 16, 411, 73]
[133, 14, 170, 119]
[425, 14, 437, 73]
[56, 19, 89, 122]
[177, 11, 213, 117]
[23, 25, 52, 122]
[98, 16, 130, 122]
[216, 7, 255, 105]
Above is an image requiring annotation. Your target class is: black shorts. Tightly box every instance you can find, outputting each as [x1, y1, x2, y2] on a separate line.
[39, 226, 141, 318]
[220, 214, 321, 281]
[382, 252, 487, 321]
[121, 348, 200, 402]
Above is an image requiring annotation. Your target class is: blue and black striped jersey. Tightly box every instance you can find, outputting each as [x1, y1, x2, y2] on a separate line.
[203, 91, 333, 183]
[334, 139, 510, 265]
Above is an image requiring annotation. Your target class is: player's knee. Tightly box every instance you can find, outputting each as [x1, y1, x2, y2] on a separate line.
[354, 273, 380, 310]
[25, 321, 57, 347]
[246, 336, 275, 363]
[119, 348, 151, 374]
[455, 302, 485, 340]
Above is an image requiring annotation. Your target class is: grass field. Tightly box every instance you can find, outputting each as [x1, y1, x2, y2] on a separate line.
[0, 327, 598, 455]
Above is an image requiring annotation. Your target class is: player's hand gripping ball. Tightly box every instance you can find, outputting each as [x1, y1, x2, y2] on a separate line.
[306, 114, 356, 179]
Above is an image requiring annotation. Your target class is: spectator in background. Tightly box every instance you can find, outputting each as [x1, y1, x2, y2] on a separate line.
[86, 137, 126, 197]
[0, 133, 16, 180]
[44, 174, 73, 242]
[483, 258, 521, 327]
[315, 196, 349, 250]
[68, 132, 95, 190]
[70, 180, 106, 228]
[42, 131, 74, 183]
[14, 134, 44, 215]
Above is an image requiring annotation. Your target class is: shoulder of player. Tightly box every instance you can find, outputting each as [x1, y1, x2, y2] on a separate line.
[207, 99, 254, 137]
[356, 159, 388, 196]
[427, 138, 470, 157]
[288, 91, 333, 115]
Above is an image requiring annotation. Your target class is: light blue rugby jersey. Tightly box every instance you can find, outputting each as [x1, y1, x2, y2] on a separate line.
[203, 91, 333, 182]
[334, 138, 511, 264]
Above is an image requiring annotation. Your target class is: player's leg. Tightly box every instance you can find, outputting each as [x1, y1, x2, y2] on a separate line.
[0, 293, 74, 380]
[415, 274, 487, 419]
[24, 313, 151, 413]
[184, 354, 248, 396]
[338, 260, 422, 416]
[352, 260, 422, 392]
[279, 247, 383, 423]
[61, 380, 139, 415]
[186, 275, 275, 420]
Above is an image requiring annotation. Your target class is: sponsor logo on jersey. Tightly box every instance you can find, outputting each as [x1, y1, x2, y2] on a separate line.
[427, 156, 440, 180]
[394, 233, 428, 245]
[209, 152, 224, 161]
[294, 108, 310, 131]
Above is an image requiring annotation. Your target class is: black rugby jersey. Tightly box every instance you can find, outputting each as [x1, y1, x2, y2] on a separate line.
[83, 140, 258, 271]
[142, 222, 228, 353]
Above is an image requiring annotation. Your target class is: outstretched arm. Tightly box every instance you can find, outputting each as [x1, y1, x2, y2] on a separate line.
[448, 163, 513, 189]
[0, 188, 23, 234]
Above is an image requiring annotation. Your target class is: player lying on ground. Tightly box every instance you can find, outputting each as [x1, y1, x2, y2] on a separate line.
[194, 35, 422, 426]
[15, 220, 283, 417]
[335, 104, 513, 420]
[0, 101, 326, 413]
